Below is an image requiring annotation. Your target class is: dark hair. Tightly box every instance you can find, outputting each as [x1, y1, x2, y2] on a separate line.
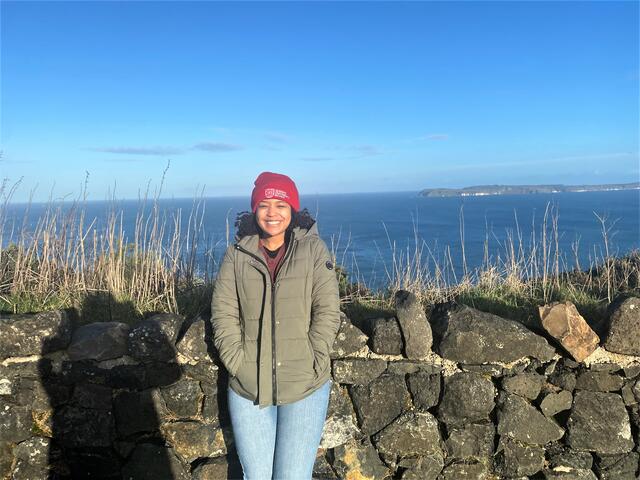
[234, 208, 316, 240]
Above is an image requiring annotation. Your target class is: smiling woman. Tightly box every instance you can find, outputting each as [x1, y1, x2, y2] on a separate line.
[210, 171, 340, 479]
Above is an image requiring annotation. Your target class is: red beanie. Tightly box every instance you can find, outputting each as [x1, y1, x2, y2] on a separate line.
[251, 172, 300, 212]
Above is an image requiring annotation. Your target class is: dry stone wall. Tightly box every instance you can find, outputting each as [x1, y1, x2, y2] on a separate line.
[1, 292, 639, 479]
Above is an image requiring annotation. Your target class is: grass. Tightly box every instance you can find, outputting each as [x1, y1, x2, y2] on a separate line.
[1, 176, 638, 330]
[0, 171, 220, 322]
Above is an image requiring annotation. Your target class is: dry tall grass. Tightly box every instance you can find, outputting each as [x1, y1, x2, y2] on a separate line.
[333, 202, 639, 321]
[0, 173, 219, 319]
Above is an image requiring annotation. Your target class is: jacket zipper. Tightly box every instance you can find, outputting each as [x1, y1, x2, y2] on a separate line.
[234, 231, 296, 405]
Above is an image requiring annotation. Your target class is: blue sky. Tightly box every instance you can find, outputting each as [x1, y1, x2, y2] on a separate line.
[1, 1, 638, 202]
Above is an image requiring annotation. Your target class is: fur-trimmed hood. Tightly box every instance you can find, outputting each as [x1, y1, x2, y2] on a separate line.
[235, 218, 320, 256]
[233, 209, 317, 244]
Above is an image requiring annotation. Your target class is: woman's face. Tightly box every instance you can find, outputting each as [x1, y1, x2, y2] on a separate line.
[255, 199, 292, 239]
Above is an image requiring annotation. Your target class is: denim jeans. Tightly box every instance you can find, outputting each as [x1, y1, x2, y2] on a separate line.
[227, 379, 331, 480]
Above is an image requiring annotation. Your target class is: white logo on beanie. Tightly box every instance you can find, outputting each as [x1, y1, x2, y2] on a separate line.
[264, 188, 289, 200]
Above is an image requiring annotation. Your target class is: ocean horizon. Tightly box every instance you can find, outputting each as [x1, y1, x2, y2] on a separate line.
[2, 189, 639, 290]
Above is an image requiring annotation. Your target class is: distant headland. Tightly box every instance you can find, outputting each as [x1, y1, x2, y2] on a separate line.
[420, 182, 640, 197]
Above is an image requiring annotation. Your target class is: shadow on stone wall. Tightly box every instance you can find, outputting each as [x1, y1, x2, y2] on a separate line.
[39, 294, 183, 478]
[0, 293, 244, 479]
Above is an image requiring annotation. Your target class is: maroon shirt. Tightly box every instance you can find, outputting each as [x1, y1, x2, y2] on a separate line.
[259, 241, 287, 282]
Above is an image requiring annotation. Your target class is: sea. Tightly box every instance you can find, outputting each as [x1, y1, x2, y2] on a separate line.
[2, 190, 639, 290]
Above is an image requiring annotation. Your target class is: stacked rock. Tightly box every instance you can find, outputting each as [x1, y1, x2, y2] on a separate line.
[0, 292, 639, 479]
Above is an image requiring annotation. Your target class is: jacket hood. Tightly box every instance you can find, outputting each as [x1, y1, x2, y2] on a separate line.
[235, 218, 319, 254]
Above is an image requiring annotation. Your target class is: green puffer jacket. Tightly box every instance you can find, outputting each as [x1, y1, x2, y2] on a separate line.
[210, 221, 340, 408]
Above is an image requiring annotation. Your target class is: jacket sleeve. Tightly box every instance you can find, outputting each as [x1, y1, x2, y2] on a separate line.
[308, 238, 341, 375]
[210, 245, 244, 377]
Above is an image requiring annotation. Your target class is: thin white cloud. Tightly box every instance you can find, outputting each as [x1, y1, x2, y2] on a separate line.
[90, 141, 243, 156]
[207, 126, 293, 145]
[90, 146, 185, 156]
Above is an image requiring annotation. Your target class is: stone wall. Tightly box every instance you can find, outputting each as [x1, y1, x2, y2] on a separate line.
[1, 294, 639, 479]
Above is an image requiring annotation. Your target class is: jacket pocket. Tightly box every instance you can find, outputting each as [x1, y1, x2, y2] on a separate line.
[233, 340, 259, 398]
[229, 344, 246, 378]
[307, 337, 322, 378]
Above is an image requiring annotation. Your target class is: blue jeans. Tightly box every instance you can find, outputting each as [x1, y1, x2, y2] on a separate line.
[227, 379, 331, 480]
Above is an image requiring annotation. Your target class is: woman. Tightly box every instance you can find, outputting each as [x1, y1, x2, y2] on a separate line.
[210, 171, 341, 479]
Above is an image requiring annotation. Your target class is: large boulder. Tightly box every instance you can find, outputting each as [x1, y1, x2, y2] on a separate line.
[566, 391, 634, 454]
[497, 393, 564, 445]
[437, 372, 496, 426]
[394, 290, 432, 358]
[604, 297, 640, 355]
[434, 305, 555, 364]
[539, 302, 600, 362]
[0, 310, 72, 359]
[373, 411, 443, 458]
[349, 373, 411, 435]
